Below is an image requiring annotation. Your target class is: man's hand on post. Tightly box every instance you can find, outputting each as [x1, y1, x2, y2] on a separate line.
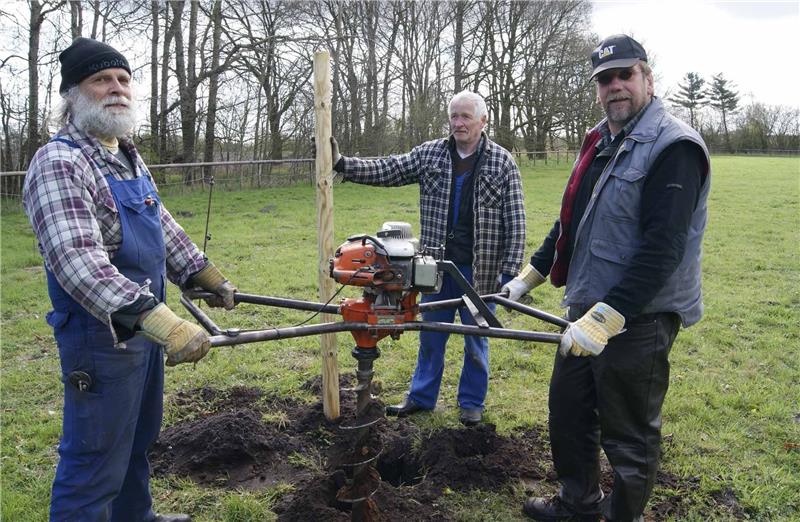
[310, 136, 342, 171]
[559, 302, 625, 357]
[501, 264, 546, 302]
[330, 136, 341, 169]
[139, 303, 211, 366]
[192, 262, 237, 310]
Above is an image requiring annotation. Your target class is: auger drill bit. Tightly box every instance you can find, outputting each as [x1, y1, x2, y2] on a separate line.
[336, 347, 383, 521]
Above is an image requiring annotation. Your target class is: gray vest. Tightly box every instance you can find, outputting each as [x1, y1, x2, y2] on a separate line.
[563, 98, 711, 327]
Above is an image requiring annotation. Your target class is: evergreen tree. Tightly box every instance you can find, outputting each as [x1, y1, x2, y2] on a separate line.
[707, 73, 740, 152]
[669, 72, 706, 128]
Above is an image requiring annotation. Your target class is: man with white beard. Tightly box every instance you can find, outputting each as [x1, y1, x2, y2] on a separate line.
[23, 38, 238, 522]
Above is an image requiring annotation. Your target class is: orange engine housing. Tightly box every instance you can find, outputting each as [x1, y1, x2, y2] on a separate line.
[339, 291, 419, 349]
[330, 239, 409, 292]
[330, 227, 434, 350]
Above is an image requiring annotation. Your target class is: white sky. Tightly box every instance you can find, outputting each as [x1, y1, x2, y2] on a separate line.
[591, 0, 800, 108]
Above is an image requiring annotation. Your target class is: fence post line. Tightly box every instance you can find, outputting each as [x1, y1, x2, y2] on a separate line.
[313, 50, 340, 421]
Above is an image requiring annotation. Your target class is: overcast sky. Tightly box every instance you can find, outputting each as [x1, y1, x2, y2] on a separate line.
[591, 0, 800, 108]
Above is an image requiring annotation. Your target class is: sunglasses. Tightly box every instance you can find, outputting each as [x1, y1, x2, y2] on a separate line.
[596, 68, 635, 85]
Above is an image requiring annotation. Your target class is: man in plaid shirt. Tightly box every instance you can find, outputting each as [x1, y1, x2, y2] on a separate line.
[23, 38, 237, 522]
[330, 90, 526, 426]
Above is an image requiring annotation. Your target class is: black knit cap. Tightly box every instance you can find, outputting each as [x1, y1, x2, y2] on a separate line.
[59, 37, 131, 94]
[590, 34, 648, 79]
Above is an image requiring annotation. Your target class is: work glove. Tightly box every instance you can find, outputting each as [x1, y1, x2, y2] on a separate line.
[140, 303, 211, 366]
[192, 262, 237, 310]
[559, 302, 625, 357]
[310, 136, 342, 170]
[496, 272, 514, 289]
[501, 264, 546, 302]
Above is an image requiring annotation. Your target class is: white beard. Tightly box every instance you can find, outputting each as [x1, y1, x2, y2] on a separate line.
[71, 90, 137, 139]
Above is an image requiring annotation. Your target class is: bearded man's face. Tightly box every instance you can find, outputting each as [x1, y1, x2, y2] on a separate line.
[71, 68, 136, 139]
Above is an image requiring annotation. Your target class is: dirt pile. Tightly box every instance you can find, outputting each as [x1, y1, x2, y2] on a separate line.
[150, 380, 736, 520]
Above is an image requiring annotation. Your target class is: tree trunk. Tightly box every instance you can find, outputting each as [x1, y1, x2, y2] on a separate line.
[203, 0, 222, 177]
[90, 0, 100, 38]
[70, 0, 82, 39]
[171, 0, 198, 179]
[158, 4, 172, 162]
[252, 79, 262, 160]
[269, 109, 282, 160]
[453, 0, 464, 93]
[721, 110, 731, 153]
[26, 1, 43, 166]
[1, 84, 14, 170]
[149, 0, 160, 162]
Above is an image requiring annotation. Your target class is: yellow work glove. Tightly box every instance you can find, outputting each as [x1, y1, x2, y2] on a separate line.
[501, 264, 546, 302]
[192, 262, 237, 310]
[140, 303, 211, 366]
[559, 302, 625, 357]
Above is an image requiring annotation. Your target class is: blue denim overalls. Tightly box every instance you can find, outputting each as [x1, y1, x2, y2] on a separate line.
[408, 265, 495, 413]
[46, 139, 166, 521]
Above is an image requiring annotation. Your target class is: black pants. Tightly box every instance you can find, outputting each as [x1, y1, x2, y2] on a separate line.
[549, 312, 681, 521]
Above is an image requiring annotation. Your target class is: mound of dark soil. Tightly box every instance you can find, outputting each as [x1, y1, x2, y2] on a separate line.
[417, 424, 549, 491]
[150, 379, 739, 520]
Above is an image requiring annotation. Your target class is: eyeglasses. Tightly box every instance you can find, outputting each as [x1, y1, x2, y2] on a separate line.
[595, 68, 635, 86]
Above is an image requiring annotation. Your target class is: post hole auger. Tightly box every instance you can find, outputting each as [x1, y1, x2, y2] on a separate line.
[181, 221, 567, 521]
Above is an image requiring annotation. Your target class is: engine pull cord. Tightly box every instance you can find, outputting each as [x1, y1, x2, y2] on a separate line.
[290, 268, 368, 328]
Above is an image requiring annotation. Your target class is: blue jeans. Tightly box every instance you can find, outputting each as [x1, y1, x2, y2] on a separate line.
[407, 265, 493, 412]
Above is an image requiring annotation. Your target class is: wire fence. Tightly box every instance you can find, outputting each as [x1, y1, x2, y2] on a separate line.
[0, 158, 317, 202]
[2, 147, 798, 202]
[0, 151, 580, 202]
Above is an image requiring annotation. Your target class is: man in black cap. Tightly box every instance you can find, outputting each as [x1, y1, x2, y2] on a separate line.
[503, 34, 710, 521]
[23, 37, 238, 522]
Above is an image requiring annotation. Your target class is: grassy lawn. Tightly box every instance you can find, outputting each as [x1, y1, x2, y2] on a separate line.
[1, 156, 799, 520]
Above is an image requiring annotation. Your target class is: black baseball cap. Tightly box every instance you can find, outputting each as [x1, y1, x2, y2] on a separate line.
[590, 34, 647, 79]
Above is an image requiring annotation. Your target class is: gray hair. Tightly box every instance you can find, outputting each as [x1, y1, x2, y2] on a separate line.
[52, 85, 79, 128]
[449, 90, 488, 121]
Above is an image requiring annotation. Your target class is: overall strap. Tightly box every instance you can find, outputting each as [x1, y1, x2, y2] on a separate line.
[50, 137, 81, 148]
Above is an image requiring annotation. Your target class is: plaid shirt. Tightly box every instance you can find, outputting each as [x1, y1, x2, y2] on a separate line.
[340, 134, 526, 295]
[23, 123, 206, 325]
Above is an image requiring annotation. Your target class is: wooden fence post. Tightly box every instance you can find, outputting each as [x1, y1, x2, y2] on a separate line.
[313, 50, 340, 420]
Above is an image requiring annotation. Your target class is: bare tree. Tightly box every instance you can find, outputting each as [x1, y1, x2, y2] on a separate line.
[0, 0, 651, 185]
[69, 0, 82, 39]
[224, 1, 309, 160]
[0, 78, 15, 171]
[202, 0, 222, 174]
[158, 3, 173, 161]
[148, 0, 160, 160]
[26, 0, 66, 166]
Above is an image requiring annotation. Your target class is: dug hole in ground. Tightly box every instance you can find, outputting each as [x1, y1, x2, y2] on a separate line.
[148, 372, 746, 520]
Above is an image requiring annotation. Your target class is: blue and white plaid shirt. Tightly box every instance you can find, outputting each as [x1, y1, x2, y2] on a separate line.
[340, 134, 526, 295]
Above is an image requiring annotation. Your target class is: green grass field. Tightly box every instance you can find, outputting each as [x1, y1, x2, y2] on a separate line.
[2, 156, 799, 520]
